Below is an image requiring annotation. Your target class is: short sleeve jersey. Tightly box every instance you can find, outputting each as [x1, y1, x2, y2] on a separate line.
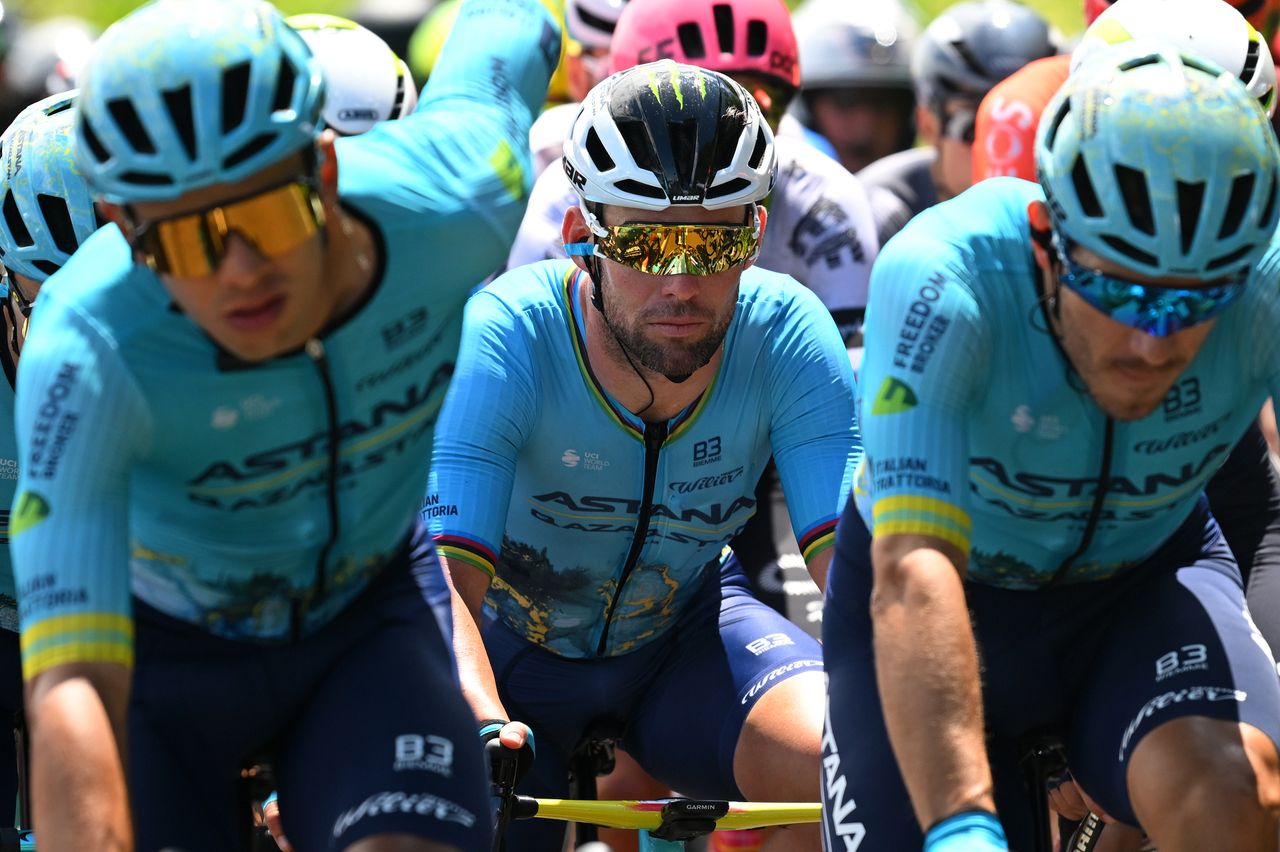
[856, 177, 1280, 589]
[10, 0, 562, 680]
[429, 260, 859, 657]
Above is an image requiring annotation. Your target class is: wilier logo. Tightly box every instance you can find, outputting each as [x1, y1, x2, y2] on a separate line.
[394, 734, 454, 776]
[871, 377, 917, 416]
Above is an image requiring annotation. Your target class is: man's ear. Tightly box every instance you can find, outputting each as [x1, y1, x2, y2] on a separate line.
[316, 129, 340, 211]
[96, 200, 132, 239]
[562, 203, 593, 273]
[1027, 200, 1053, 272]
[744, 203, 768, 270]
[916, 104, 939, 146]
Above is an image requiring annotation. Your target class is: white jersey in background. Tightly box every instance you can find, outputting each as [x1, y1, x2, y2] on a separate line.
[507, 135, 880, 331]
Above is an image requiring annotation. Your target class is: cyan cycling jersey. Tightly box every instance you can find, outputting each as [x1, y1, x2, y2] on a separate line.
[9, 0, 561, 680]
[855, 176, 1280, 589]
[429, 259, 859, 657]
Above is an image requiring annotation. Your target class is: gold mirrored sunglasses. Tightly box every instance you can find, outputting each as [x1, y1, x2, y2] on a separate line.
[134, 180, 326, 278]
[568, 204, 762, 276]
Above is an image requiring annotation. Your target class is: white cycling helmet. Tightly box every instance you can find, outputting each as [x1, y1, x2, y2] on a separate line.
[1073, 0, 1276, 117]
[287, 14, 418, 136]
[564, 60, 777, 211]
[565, 0, 628, 50]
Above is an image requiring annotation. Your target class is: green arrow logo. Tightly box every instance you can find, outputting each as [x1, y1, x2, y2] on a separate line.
[10, 491, 49, 536]
[871, 377, 918, 415]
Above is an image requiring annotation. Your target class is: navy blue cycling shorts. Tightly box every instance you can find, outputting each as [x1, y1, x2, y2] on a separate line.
[128, 521, 491, 852]
[821, 497, 1280, 851]
[487, 553, 823, 852]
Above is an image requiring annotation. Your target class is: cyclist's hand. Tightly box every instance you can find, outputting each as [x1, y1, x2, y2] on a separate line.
[261, 793, 293, 852]
[1048, 775, 1089, 821]
[923, 810, 1008, 852]
[480, 719, 536, 789]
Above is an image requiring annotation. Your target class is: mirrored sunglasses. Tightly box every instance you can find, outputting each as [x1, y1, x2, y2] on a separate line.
[568, 213, 762, 276]
[134, 180, 326, 278]
[1054, 241, 1245, 337]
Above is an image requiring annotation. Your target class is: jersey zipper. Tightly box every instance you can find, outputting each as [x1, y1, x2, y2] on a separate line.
[292, 337, 344, 641]
[595, 420, 669, 656]
[1045, 416, 1115, 588]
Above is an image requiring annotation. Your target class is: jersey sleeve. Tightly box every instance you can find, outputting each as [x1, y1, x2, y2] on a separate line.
[11, 306, 150, 680]
[427, 287, 539, 577]
[339, 0, 563, 269]
[765, 285, 861, 563]
[857, 226, 989, 554]
[1248, 240, 1280, 400]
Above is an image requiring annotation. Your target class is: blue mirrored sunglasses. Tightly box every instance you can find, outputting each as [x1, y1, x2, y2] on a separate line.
[1054, 242, 1245, 337]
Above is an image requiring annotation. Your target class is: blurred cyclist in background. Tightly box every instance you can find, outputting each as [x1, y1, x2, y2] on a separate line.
[857, 0, 1057, 246]
[789, 0, 919, 173]
[0, 87, 102, 836]
[288, 14, 419, 136]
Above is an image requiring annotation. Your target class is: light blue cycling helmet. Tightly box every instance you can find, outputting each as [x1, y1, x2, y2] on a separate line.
[74, 0, 325, 203]
[0, 91, 101, 281]
[1036, 41, 1280, 280]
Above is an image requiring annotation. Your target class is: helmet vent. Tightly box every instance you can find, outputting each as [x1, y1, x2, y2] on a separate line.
[949, 38, 987, 81]
[1218, 172, 1256, 239]
[272, 55, 299, 113]
[2, 191, 32, 247]
[586, 127, 615, 172]
[1117, 55, 1161, 72]
[222, 61, 252, 134]
[1043, 98, 1070, 151]
[162, 85, 198, 163]
[32, 260, 60, 276]
[746, 20, 767, 57]
[1175, 180, 1205, 253]
[615, 178, 666, 200]
[712, 4, 735, 54]
[577, 2, 620, 36]
[80, 120, 110, 165]
[224, 134, 277, 171]
[1207, 243, 1256, 271]
[706, 177, 750, 199]
[37, 194, 78, 255]
[677, 22, 707, 59]
[108, 98, 156, 155]
[43, 100, 72, 118]
[1101, 235, 1157, 267]
[1070, 155, 1103, 217]
[1242, 39, 1261, 87]
[1114, 164, 1154, 235]
[748, 124, 767, 169]
[391, 70, 408, 119]
[1260, 171, 1278, 226]
[119, 171, 174, 187]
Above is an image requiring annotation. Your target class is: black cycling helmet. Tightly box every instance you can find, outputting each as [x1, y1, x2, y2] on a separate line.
[911, 0, 1056, 111]
[564, 59, 777, 211]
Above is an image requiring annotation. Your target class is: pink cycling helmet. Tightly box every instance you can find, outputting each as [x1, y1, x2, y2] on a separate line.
[608, 0, 800, 88]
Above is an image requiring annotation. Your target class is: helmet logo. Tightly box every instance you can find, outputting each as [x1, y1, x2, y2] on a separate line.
[636, 38, 679, 64]
[563, 158, 588, 191]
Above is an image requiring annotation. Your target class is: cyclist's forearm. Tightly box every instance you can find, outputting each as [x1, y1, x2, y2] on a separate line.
[441, 556, 509, 722]
[27, 667, 132, 851]
[870, 542, 995, 830]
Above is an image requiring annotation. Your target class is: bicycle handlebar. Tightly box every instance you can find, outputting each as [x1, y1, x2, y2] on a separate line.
[513, 796, 820, 832]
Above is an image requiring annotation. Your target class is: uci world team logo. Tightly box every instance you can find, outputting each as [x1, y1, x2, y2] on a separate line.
[871, 377, 917, 416]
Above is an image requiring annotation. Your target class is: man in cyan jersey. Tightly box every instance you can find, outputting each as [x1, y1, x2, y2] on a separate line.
[429, 61, 858, 851]
[0, 88, 102, 836]
[822, 43, 1280, 852]
[8, 0, 560, 849]
[857, 0, 1057, 248]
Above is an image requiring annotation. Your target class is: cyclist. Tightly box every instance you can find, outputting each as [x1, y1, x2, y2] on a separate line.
[857, 0, 1057, 248]
[288, 14, 419, 137]
[822, 43, 1280, 851]
[0, 88, 101, 833]
[429, 60, 858, 852]
[9, 0, 560, 849]
[529, 0, 630, 176]
[969, 0, 1280, 656]
[789, 0, 919, 174]
[510, 0, 879, 339]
